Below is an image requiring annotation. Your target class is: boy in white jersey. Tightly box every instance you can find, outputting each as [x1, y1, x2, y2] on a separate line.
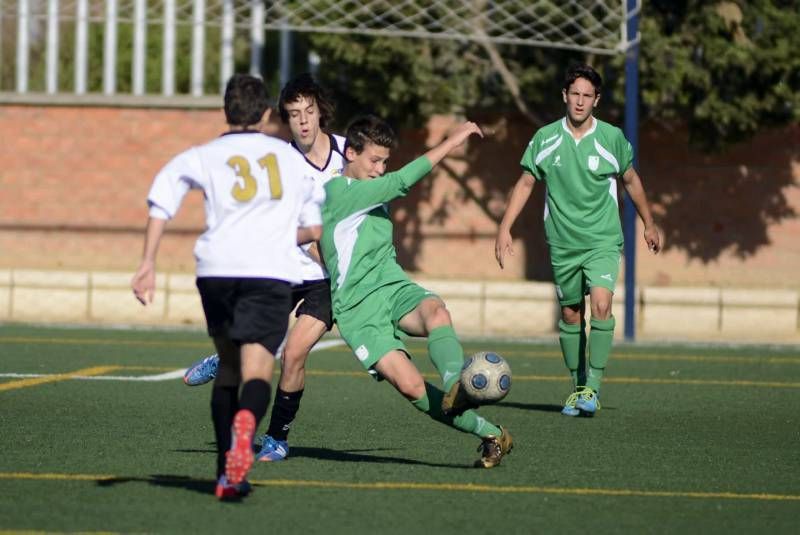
[182, 74, 345, 463]
[494, 64, 662, 416]
[320, 115, 513, 468]
[131, 74, 324, 499]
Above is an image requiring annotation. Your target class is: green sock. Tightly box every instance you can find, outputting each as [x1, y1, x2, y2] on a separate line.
[559, 320, 586, 389]
[411, 383, 502, 438]
[587, 316, 615, 392]
[427, 325, 464, 391]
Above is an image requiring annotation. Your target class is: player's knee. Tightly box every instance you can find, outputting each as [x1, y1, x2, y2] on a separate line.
[591, 301, 612, 320]
[282, 344, 308, 368]
[396, 375, 426, 399]
[561, 307, 581, 324]
[281, 357, 305, 378]
[427, 305, 452, 330]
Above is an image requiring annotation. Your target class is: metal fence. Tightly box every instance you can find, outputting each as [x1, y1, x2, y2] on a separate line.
[1, 0, 268, 97]
[0, 0, 636, 99]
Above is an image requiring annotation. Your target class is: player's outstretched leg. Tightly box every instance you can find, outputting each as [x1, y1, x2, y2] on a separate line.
[426, 325, 473, 415]
[475, 427, 514, 468]
[413, 382, 513, 468]
[441, 380, 480, 416]
[184, 353, 220, 386]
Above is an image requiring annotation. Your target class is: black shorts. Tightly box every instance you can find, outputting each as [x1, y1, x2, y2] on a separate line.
[292, 278, 333, 330]
[196, 277, 292, 355]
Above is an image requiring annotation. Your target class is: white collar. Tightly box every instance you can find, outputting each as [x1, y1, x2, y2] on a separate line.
[561, 116, 597, 143]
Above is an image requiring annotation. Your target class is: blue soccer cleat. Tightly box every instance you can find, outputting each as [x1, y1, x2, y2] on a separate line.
[183, 354, 219, 386]
[561, 390, 581, 417]
[256, 435, 289, 462]
[215, 474, 251, 500]
[575, 387, 601, 415]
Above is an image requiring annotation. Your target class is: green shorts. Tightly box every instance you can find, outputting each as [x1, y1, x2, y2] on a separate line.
[335, 280, 436, 371]
[550, 244, 622, 306]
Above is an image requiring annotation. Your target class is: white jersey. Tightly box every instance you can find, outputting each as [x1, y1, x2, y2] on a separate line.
[290, 133, 346, 281]
[147, 131, 325, 282]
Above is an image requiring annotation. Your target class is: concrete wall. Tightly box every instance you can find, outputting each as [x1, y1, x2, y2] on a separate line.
[0, 104, 798, 342]
[2, 269, 797, 343]
[0, 105, 798, 290]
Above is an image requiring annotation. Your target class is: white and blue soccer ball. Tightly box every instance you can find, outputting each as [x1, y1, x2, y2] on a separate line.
[460, 351, 512, 403]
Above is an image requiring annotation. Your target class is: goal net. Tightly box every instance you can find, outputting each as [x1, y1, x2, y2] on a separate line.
[0, 0, 637, 96]
[261, 0, 638, 55]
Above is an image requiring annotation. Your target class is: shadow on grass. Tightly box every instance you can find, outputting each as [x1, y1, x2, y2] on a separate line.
[498, 401, 616, 414]
[498, 401, 564, 413]
[96, 474, 215, 496]
[289, 446, 471, 469]
[173, 442, 472, 469]
[95, 448, 472, 496]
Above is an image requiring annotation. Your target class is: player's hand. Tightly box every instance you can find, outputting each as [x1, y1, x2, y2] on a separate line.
[131, 261, 156, 305]
[644, 224, 662, 254]
[450, 121, 484, 146]
[494, 228, 515, 269]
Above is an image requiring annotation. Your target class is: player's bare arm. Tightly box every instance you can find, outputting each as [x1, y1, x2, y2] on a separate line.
[297, 225, 322, 246]
[495, 172, 536, 269]
[131, 217, 168, 305]
[621, 166, 662, 253]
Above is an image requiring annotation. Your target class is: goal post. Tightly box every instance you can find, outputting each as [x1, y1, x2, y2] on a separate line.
[259, 0, 642, 339]
[0, 0, 642, 338]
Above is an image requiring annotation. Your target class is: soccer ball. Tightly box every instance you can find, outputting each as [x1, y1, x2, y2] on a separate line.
[460, 351, 512, 403]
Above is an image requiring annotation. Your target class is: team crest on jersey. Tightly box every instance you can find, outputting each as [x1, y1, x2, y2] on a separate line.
[588, 155, 600, 171]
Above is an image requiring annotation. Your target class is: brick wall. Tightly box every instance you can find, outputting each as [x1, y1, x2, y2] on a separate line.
[0, 104, 798, 290]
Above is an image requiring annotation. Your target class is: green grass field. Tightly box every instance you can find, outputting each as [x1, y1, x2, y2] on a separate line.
[1, 324, 799, 534]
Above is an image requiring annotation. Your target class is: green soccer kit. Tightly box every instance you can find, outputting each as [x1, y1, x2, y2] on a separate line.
[521, 116, 634, 395]
[521, 116, 633, 250]
[521, 117, 633, 305]
[321, 155, 504, 440]
[320, 156, 436, 368]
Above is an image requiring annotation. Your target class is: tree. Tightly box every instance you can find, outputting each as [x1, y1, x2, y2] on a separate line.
[307, 1, 800, 151]
[639, 0, 800, 150]
[302, 1, 800, 273]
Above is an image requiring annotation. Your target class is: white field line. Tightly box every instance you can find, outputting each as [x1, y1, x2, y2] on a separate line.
[0, 338, 347, 382]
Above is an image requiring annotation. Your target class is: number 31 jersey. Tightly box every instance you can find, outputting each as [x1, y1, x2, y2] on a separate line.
[146, 131, 325, 283]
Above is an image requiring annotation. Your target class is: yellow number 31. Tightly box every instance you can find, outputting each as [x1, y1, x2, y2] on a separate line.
[227, 153, 283, 202]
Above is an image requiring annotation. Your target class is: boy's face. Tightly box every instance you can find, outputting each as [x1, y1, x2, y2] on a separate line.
[562, 77, 600, 124]
[284, 95, 321, 148]
[345, 142, 391, 180]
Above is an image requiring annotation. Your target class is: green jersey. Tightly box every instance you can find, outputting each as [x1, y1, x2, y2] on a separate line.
[320, 156, 432, 317]
[521, 117, 633, 249]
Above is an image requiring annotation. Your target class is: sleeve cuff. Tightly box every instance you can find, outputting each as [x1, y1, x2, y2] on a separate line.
[148, 204, 171, 220]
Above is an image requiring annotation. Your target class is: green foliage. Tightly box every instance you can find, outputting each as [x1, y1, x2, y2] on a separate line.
[307, 1, 800, 150]
[1, 17, 227, 95]
[2, 1, 797, 150]
[639, 0, 800, 150]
